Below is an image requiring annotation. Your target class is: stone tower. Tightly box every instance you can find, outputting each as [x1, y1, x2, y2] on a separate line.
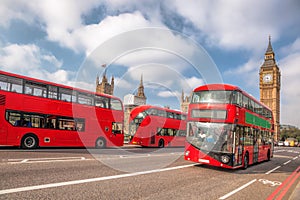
[123, 75, 147, 137]
[259, 36, 281, 141]
[137, 75, 146, 99]
[180, 90, 190, 113]
[96, 71, 114, 95]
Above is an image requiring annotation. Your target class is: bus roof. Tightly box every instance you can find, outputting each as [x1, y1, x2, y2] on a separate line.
[131, 105, 186, 117]
[0, 70, 121, 101]
[193, 84, 241, 92]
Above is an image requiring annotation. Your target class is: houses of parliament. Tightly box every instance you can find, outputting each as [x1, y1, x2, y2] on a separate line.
[96, 37, 281, 140]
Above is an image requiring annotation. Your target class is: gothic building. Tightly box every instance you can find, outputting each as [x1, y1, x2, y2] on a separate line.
[123, 75, 147, 136]
[180, 90, 191, 113]
[259, 36, 281, 141]
[96, 72, 114, 95]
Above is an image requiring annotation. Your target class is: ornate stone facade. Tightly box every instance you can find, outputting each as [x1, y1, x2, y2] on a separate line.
[180, 90, 191, 114]
[96, 72, 114, 95]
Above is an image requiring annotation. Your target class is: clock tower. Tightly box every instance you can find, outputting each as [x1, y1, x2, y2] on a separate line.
[259, 36, 281, 141]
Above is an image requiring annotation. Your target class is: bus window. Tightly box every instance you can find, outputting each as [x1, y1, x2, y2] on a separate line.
[25, 81, 47, 98]
[45, 116, 56, 129]
[178, 130, 186, 137]
[244, 127, 253, 146]
[166, 129, 174, 136]
[26, 113, 45, 128]
[6, 111, 32, 127]
[95, 96, 108, 108]
[71, 91, 77, 103]
[0, 75, 9, 91]
[157, 128, 166, 136]
[192, 91, 231, 103]
[249, 100, 254, 112]
[48, 86, 58, 99]
[75, 118, 85, 132]
[6, 111, 21, 126]
[59, 88, 73, 102]
[242, 95, 249, 109]
[157, 110, 166, 117]
[78, 93, 93, 105]
[10, 77, 23, 93]
[112, 122, 122, 134]
[146, 108, 157, 116]
[231, 91, 243, 106]
[167, 112, 174, 119]
[110, 99, 123, 110]
[58, 117, 76, 130]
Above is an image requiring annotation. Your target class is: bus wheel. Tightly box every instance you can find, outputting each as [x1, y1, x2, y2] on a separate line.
[267, 150, 271, 161]
[21, 134, 38, 149]
[158, 139, 164, 148]
[243, 153, 249, 170]
[95, 137, 106, 149]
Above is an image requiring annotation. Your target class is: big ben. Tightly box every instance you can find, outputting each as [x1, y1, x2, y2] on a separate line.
[259, 36, 281, 141]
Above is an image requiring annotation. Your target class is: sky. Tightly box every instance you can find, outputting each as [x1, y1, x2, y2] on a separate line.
[0, 0, 300, 127]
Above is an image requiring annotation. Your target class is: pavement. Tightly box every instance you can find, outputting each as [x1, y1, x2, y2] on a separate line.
[290, 181, 300, 200]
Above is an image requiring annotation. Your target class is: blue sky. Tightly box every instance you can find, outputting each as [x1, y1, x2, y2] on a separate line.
[0, 0, 300, 127]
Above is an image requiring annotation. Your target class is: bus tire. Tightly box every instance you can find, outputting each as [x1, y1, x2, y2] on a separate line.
[243, 152, 249, 170]
[21, 134, 38, 149]
[95, 137, 106, 149]
[158, 139, 164, 148]
[267, 150, 271, 161]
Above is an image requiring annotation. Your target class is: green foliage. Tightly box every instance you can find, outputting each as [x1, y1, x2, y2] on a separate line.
[280, 127, 300, 141]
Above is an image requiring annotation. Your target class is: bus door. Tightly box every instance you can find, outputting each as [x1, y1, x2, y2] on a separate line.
[233, 126, 244, 166]
[0, 107, 7, 144]
[253, 129, 259, 163]
[150, 131, 155, 145]
[0, 119, 7, 144]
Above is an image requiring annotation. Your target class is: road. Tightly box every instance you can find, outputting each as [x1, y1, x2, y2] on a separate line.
[0, 146, 299, 200]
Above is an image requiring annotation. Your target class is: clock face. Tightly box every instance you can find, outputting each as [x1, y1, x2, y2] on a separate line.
[263, 73, 273, 83]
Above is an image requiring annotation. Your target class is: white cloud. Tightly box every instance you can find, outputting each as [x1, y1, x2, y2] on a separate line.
[279, 39, 300, 127]
[170, 0, 300, 52]
[72, 11, 157, 55]
[0, 44, 40, 72]
[41, 55, 63, 68]
[0, 43, 68, 85]
[182, 76, 205, 92]
[0, 0, 33, 27]
[0, 43, 62, 72]
[224, 58, 261, 88]
[157, 90, 180, 98]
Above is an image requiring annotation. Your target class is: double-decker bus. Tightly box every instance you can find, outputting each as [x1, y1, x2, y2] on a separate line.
[0, 70, 124, 149]
[129, 105, 187, 147]
[184, 84, 274, 169]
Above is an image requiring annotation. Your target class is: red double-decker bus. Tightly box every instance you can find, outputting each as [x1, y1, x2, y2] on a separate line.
[0, 70, 124, 149]
[184, 84, 274, 169]
[129, 105, 187, 147]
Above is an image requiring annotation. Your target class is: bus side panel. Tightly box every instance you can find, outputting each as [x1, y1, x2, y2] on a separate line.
[258, 145, 269, 162]
[0, 111, 8, 145]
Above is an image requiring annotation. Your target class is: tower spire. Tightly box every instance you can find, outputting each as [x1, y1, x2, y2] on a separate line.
[263, 35, 275, 63]
[137, 74, 146, 99]
[266, 35, 274, 54]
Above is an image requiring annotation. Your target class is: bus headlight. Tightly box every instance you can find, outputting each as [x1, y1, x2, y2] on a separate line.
[221, 155, 230, 164]
[185, 151, 190, 156]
